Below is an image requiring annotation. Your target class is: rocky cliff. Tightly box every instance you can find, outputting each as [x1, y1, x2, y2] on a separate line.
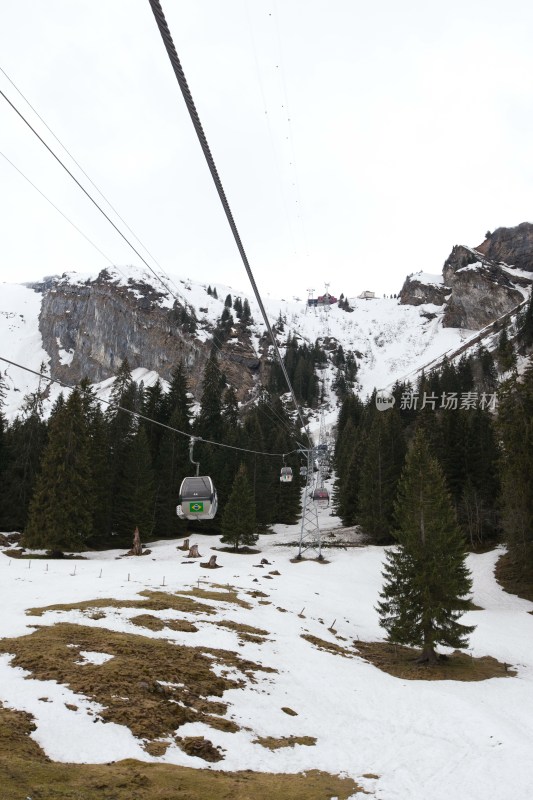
[32, 268, 258, 401]
[400, 223, 533, 329]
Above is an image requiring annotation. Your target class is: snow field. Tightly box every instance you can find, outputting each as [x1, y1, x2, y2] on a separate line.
[1, 531, 533, 800]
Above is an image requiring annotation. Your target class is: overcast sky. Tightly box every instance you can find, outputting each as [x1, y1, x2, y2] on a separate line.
[1, 0, 532, 300]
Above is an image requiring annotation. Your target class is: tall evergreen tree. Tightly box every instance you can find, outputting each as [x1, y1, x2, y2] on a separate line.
[220, 464, 257, 550]
[23, 389, 93, 553]
[113, 425, 155, 543]
[377, 429, 475, 663]
[497, 364, 533, 576]
[357, 408, 406, 543]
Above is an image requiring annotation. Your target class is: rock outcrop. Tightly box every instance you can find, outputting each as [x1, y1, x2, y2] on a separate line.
[400, 225, 533, 330]
[399, 276, 450, 306]
[475, 222, 533, 272]
[33, 269, 257, 401]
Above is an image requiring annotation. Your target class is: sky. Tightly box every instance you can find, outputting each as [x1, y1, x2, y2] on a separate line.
[1, 0, 533, 300]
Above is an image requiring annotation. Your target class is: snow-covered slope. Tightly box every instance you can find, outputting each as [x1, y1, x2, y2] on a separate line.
[0, 266, 468, 423]
[1, 529, 533, 800]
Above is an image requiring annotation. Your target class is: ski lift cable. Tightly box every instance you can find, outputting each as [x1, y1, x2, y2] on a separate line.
[0, 87, 297, 447]
[0, 65, 187, 303]
[0, 355, 300, 459]
[0, 150, 115, 266]
[0, 86, 185, 309]
[146, 0, 312, 449]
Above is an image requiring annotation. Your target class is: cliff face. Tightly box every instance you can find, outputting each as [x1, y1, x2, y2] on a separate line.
[34, 269, 257, 401]
[399, 277, 449, 307]
[399, 225, 533, 329]
[475, 222, 533, 271]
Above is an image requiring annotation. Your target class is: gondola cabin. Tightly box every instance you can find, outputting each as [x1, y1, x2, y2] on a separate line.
[280, 466, 293, 483]
[312, 488, 330, 508]
[299, 466, 308, 477]
[177, 476, 218, 520]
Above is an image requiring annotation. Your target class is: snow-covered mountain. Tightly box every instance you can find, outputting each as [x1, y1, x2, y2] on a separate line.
[1, 224, 531, 428]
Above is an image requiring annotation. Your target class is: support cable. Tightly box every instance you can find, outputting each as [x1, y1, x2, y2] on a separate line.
[146, 0, 311, 446]
[0, 355, 299, 460]
[0, 87, 180, 306]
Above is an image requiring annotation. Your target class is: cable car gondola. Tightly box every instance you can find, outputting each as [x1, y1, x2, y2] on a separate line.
[299, 466, 308, 477]
[280, 466, 293, 483]
[312, 488, 330, 508]
[177, 475, 218, 520]
[176, 438, 218, 520]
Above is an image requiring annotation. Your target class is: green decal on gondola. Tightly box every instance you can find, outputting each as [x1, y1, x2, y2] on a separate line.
[189, 502, 204, 513]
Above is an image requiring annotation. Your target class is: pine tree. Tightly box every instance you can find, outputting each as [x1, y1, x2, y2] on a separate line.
[496, 326, 516, 374]
[220, 464, 257, 550]
[241, 298, 252, 323]
[224, 293, 232, 308]
[23, 389, 93, 554]
[357, 409, 406, 543]
[113, 425, 155, 543]
[497, 364, 533, 576]
[377, 429, 475, 663]
[520, 290, 533, 348]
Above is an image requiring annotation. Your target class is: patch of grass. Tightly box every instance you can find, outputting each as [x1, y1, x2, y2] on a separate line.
[27, 590, 219, 618]
[182, 585, 253, 609]
[494, 551, 533, 604]
[0, 702, 364, 799]
[130, 614, 198, 633]
[175, 735, 224, 762]
[301, 634, 354, 658]
[253, 735, 317, 750]
[0, 623, 275, 746]
[281, 707, 298, 716]
[215, 620, 269, 645]
[1, 549, 85, 560]
[353, 641, 516, 681]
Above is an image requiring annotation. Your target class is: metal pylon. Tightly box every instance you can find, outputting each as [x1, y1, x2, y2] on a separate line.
[297, 448, 323, 559]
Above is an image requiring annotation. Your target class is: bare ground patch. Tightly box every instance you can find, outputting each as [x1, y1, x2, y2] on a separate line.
[253, 735, 317, 750]
[0, 702, 364, 799]
[27, 589, 220, 618]
[0, 623, 275, 747]
[301, 634, 355, 658]
[353, 640, 516, 681]
[130, 614, 198, 633]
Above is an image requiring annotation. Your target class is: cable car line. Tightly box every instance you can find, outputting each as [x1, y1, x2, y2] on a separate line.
[0, 65, 172, 286]
[0, 355, 300, 460]
[0, 87, 297, 448]
[146, 0, 312, 449]
[0, 149, 115, 266]
[0, 86, 183, 309]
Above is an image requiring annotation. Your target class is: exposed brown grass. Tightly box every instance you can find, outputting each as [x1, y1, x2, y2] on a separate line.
[130, 614, 198, 633]
[301, 634, 354, 658]
[354, 640, 516, 681]
[253, 735, 317, 750]
[27, 589, 219, 618]
[215, 620, 270, 644]
[494, 551, 533, 604]
[0, 623, 275, 746]
[0, 702, 364, 799]
[180, 586, 252, 609]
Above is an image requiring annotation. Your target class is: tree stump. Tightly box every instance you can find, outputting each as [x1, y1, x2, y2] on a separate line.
[187, 544, 201, 558]
[200, 555, 220, 569]
[178, 538, 190, 552]
[132, 527, 142, 556]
